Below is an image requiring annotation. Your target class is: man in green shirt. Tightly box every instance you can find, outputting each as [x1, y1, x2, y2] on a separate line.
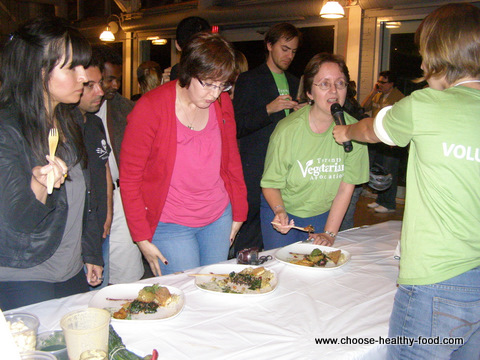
[233, 23, 302, 255]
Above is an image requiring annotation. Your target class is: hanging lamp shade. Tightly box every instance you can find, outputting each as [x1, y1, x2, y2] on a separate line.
[320, 1, 345, 19]
[99, 26, 115, 42]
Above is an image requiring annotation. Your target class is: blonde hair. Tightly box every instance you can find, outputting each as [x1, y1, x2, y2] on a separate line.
[137, 61, 162, 94]
[234, 49, 248, 75]
[416, 3, 480, 84]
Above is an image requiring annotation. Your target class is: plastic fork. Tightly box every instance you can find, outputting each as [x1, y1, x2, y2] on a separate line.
[46, 128, 59, 194]
[271, 222, 315, 233]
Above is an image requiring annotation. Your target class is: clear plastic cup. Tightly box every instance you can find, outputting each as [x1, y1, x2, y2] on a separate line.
[21, 351, 56, 360]
[5, 313, 40, 353]
[60, 308, 110, 360]
[36, 330, 68, 360]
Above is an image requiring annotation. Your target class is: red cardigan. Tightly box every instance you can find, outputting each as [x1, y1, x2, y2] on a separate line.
[120, 80, 248, 242]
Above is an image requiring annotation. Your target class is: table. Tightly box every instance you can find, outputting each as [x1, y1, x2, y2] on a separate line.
[12, 221, 402, 360]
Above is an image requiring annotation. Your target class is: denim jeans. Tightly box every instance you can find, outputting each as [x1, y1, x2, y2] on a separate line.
[87, 235, 109, 290]
[154, 203, 232, 275]
[260, 194, 329, 250]
[339, 184, 362, 231]
[387, 266, 480, 360]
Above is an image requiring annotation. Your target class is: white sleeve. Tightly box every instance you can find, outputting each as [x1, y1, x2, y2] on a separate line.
[373, 106, 396, 146]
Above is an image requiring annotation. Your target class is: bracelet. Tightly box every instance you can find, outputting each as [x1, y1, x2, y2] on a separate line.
[324, 230, 336, 239]
[273, 205, 286, 212]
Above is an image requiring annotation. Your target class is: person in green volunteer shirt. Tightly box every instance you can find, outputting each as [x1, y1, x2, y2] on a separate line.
[333, 4, 480, 358]
[261, 53, 369, 250]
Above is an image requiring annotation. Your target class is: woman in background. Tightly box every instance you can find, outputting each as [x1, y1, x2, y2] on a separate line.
[121, 32, 247, 276]
[0, 17, 103, 310]
[229, 49, 248, 100]
[261, 53, 369, 250]
[131, 60, 163, 101]
[333, 3, 480, 358]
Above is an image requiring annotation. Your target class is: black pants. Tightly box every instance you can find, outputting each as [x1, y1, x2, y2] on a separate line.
[0, 268, 89, 311]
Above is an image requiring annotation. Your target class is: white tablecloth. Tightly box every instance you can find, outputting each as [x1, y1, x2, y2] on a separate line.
[11, 221, 402, 360]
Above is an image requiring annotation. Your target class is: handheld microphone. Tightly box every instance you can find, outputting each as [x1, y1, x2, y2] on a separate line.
[331, 103, 353, 153]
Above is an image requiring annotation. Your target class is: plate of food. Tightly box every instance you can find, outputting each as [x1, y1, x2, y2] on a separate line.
[89, 283, 184, 322]
[274, 242, 351, 270]
[193, 264, 278, 295]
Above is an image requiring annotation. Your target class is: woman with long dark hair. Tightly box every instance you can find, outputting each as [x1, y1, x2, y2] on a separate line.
[0, 16, 103, 310]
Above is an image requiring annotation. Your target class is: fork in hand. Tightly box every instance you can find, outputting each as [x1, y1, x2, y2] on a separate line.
[46, 128, 59, 194]
[270, 222, 315, 233]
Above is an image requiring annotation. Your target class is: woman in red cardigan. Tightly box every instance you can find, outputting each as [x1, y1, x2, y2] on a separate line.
[120, 32, 248, 276]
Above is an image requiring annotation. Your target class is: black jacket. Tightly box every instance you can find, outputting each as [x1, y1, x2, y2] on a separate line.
[233, 63, 299, 200]
[0, 106, 102, 268]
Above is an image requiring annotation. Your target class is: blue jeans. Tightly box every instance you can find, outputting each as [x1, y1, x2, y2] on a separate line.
[387, 266, 480, 360]
[87, 235, 109, 290]
[260, 194, 329, 250]
[154, 203, 232, 275]
[340, 184, 362, 231]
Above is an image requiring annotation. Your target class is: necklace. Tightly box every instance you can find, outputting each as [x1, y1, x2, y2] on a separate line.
[454, 79, 480, 87]
[177, 99, 199, 130]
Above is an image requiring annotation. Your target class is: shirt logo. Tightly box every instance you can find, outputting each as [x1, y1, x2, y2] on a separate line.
[297, 158, 344, 180]
[96, 139, 109, 160]
[443, 142, 480, 162]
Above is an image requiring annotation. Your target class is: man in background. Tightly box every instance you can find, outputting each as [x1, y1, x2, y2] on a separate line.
[163, 16, 210, 82]
[361, 70, 405, 213]
[93, 45, 144, 283]
[77, 56, 112, 288]
[233, 23, 302, 255]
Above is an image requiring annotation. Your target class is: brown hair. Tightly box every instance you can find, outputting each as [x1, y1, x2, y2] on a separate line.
[264, 22, 301, 53]
[415, 3, 480, 84]
[303, 53, 350, 96]
[178, 32, 236, 87]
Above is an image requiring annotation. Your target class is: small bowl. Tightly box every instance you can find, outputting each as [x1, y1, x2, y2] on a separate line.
[21, 351, 57, 360]
[5, 313, 40, 353]
[36, 330, 68, 360]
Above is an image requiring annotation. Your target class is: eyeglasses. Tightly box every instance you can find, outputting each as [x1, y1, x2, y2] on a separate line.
[312, 79, 348, 91]
[198, 79, 232, 93]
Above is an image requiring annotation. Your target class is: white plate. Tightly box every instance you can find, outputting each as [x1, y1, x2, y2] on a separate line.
[275, 242, 351, 270]
[194, 264, 278, 296]
[89, 284, 185, 322]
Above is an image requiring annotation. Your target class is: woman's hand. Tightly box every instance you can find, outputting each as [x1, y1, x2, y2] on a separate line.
[32, 155, 68, 188]
[308, 232, 335, 246]
[332, 124, 350, 144]
[31, 155, 68, 203]
[271, 210, 294, 234]
[137, 240, 168, 277]
[85, 263, 103, 286]
[229, 221, 243, 245]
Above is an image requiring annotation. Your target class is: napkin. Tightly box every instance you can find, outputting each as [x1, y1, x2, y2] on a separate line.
[0, 309, 22, 360]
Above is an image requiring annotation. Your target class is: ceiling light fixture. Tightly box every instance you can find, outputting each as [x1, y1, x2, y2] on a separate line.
[152, 38, 168, 45]
[320, 1, 345, 19]
[385, 21, 401, 29]
[99, 14, 122, 42]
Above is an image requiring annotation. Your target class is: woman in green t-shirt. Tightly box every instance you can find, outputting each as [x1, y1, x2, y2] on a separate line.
[261, 53, 369, 250]
[333, 4, 480, 358]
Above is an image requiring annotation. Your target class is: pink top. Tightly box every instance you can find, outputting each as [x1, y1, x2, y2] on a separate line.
[160, 105, 229, 227]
